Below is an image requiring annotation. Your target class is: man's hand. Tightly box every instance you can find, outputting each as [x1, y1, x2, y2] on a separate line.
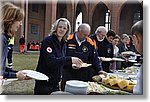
[71, 57, 83, 68]
[98, 70, 107, 77]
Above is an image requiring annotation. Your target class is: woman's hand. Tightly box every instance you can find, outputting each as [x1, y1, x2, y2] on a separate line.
[16, 71, 31, 80]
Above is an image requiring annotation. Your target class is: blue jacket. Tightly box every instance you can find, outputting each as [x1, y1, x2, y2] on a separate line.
[35, 34, 72, 85]
[62, 33, 102, 82]
[0, 33, 17, 78]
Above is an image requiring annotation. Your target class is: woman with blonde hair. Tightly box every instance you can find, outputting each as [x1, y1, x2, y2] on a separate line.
[0, 2, 28, 80]
[34, 18, 83, 95]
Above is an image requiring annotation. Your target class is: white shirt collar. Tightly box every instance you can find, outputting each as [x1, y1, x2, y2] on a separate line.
[75, 33, 86, 46]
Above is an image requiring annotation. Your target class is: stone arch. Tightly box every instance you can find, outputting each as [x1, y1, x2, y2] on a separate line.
[56, 0, 74, 31]
[91, 1, 109, 34]
[56, 2, 67, 19]
[119, 1, 143, 35]
[75, 0, 88, 25]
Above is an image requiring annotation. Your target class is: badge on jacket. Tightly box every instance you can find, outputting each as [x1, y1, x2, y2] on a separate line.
[82, 46, 88, 52]
[107, 48, 111, 54]
[47, 47, 52, 53]
[68, 44, 76, 49]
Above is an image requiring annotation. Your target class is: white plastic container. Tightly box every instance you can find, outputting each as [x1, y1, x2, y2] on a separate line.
[65, 80, 88, 95]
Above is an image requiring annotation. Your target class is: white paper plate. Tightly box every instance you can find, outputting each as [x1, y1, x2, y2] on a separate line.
[112, 58, 125, 61]
[22, 70, 49, 81]
[101, 58, 112, 61]
[128, 60, 137, 63]
[72, 63, 92, 67]
[121, 51, 135, 55]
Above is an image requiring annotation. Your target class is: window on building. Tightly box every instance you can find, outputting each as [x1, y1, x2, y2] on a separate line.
[31, 24, 39, 35]
[32, 4, 39, 13]
[75, 12, 82, 31]
[105, 10, 111, 31]
[133, 11, 141, 24]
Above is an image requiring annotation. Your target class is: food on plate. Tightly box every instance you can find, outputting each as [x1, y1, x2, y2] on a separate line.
[118, 80, 129, 89]
[92, 73, 136, 93]
[81, 63, 92, 67]
[92, 74, 106, 82]
[88, 82, 107, 93]
[102, 77, 107, 83]
[109, 79, 121, 86]
[92, 75, 101, 82]
[105, 78, 113, 85]
[129, 81, 136, 85]
[125, 85, 135, 92]
[102, 75, 136, 91]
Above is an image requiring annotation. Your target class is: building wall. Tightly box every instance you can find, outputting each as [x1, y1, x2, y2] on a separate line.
[9, 0, 143, 51]
[28, 3, 45, 43]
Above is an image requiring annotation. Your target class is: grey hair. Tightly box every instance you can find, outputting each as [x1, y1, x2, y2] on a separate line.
[77, 23, 91, 32]
[49, 18, 71, 41]
[121, 33, 129, 40]
[95, 26, 107, 34]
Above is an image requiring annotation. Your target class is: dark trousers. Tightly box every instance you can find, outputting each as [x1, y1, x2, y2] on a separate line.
[61, 68, 95, 91]
[34, 81, 59, 95]
[102, 62, 111, 72]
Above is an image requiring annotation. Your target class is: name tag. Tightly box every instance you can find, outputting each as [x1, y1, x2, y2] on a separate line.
[68, 44, 76, 49]
[68, 46, 76, 49]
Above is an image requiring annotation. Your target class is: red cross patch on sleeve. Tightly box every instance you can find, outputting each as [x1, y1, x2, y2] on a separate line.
[46, 47, 52, 53]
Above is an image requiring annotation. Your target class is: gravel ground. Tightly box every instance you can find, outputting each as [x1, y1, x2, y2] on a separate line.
[2, 79, 35, 95]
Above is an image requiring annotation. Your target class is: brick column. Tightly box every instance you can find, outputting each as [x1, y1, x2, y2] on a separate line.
[45, 2, 56, 37]
[110, 3, 121, 35]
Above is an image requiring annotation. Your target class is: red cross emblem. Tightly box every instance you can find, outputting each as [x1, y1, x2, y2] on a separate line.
[46, 47, 52, 53]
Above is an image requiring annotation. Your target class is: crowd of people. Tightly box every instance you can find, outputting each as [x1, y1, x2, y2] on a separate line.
[27, 41, 41, 51]
[0, 2, 143, 95]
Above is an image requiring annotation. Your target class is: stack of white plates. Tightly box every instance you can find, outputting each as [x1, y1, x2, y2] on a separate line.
[65, 80, 88, 95]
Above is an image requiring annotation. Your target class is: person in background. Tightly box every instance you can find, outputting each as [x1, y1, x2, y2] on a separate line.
[61, 23, 106, 91]
[131, 20, 143, 95]
[117, 34, 133, 68]
[0, 2, 29, 80]
[90, 28, 116, 72]
[110, 35, 121, 70]
[117, 34, 130, 53]
[27, 41, 31, 50]
[128, 35, 137, 52]
[34, 18, 83, 95]
[7, 36, 14, 69]
[19, 35, 25, 54]
[89, 26, 108, 57]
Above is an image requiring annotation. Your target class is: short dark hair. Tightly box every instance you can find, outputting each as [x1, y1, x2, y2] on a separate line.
[107, 29, 116, 37]
[113, 35, 120, 40]
[131, 20, 143, 36]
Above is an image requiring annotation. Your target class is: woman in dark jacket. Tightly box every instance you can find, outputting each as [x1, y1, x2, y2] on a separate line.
[34, 18, 83, 95]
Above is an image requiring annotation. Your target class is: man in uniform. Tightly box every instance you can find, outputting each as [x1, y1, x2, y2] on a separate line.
[90, 27, 116, 72]
[61, 23, 106, 91]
